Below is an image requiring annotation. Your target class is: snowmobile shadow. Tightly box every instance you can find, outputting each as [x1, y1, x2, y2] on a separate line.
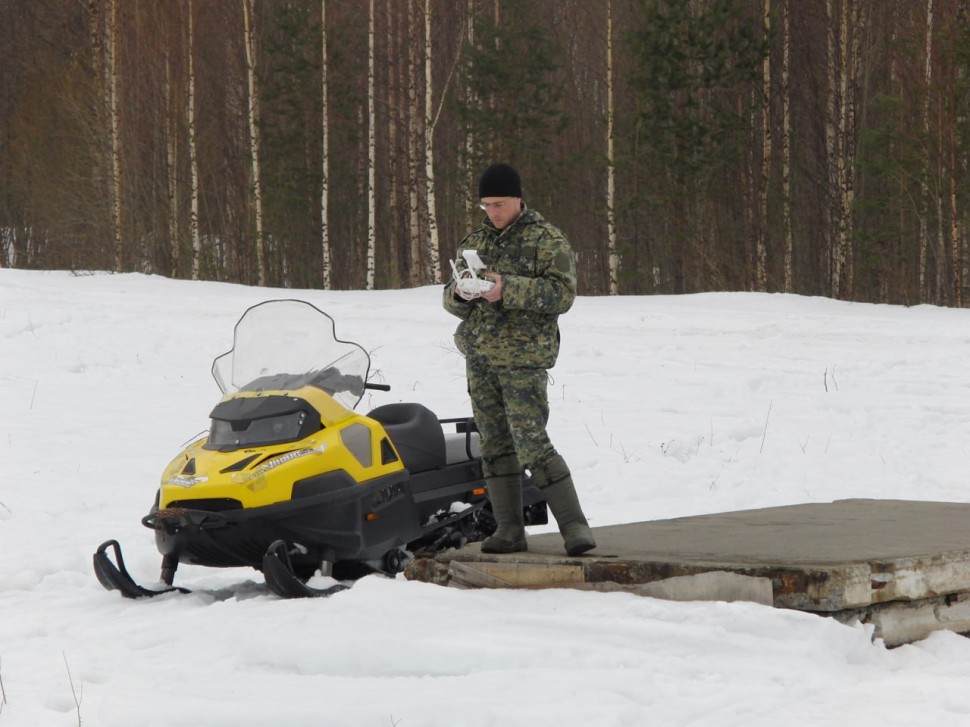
[207, 576, 353, 602]
[196, 579, 275, 602]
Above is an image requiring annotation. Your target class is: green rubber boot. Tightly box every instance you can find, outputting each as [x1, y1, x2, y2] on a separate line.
[481, 454, 527, 554]
[533, 454, 596, 557]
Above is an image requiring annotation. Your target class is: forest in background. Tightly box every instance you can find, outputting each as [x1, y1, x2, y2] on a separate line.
[1, 0, 969, 305]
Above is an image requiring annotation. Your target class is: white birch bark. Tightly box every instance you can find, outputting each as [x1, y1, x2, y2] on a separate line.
[423, 0, 441, 284]
[243, 0, 266, 286]
[321, 0, 331, 289]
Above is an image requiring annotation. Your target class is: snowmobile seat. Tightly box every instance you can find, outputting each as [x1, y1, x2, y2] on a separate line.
[444, 431, 480, 463]
[368, 403, 446, 473]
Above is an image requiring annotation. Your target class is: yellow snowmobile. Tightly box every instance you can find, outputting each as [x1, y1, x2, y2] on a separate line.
[93, 300, 547, 598]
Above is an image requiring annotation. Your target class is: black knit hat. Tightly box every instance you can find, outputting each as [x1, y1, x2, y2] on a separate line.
[478, 163, 522, 198]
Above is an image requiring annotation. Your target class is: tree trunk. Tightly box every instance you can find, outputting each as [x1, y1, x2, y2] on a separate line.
[388, 3, 402, 284]
[188, 0, 201, 280]
[834, 0, 849, 298]
[424, 0, 441, 284]
[321, 0, 332, 289]
[950, 117, 961, 306]
[463, 0, 478, 214]
[607, 0, 618, 295]
[840, 0, 861, 300]
[108, 0, 123, 271]
[781, 0, 793, 292]
[918, 0, 933, 301]
[164, 46, 179, 277]
[243, 0, 266, 286]
[825, 0, 838, 296]
[366, 0, 376, 290]
[756, 0, 771, 292]
[407, 1, 421, 285]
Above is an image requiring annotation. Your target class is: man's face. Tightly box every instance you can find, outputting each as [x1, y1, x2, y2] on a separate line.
[480, 197, 521, 231]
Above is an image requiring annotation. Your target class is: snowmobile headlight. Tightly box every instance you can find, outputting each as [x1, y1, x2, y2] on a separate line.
[166, 475, 209, 488]
[231, 445, 325, 484]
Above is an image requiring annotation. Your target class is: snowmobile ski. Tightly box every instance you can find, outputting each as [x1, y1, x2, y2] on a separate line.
[93, 540, 189, 598]
[261, 541, 351, 599]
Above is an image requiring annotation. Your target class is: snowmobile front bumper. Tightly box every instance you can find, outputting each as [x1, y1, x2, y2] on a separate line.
[145, 470, 420, 573]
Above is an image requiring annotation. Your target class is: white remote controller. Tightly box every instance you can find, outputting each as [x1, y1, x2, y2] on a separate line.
[457, 276, 495, 296]
[450, 250, 495, 299]
[462, 250, 488, 272]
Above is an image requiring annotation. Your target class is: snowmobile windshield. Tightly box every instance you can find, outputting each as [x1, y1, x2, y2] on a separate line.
[210, 300, 371, 410]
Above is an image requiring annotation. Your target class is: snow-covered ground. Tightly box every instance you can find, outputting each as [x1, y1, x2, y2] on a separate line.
[3, 269, 970, 726]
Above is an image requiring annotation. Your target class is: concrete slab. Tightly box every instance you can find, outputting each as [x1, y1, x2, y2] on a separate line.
[405, 499, 970, 645]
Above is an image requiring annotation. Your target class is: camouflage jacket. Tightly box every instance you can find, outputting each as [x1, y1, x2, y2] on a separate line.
[442, 207, 576, 368]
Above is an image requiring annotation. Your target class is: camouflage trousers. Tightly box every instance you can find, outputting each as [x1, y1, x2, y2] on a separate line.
[466, 356, 556, 471]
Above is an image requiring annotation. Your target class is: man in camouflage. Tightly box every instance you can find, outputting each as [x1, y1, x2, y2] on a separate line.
[442, 163, 596, 557]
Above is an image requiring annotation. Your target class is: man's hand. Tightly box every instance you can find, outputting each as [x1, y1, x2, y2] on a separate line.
[481, 272, 503, 303]
[451, 258, 495, 301]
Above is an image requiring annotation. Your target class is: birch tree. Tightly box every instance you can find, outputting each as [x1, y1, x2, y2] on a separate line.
[188, 0, 202, 280]
[321, 0, 332, 289]
[423, 0, 441, 284]
[243, 0, 266, 286]
[826, 0, 862, 299]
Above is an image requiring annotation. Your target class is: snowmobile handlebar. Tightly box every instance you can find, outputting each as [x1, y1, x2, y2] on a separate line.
[365, 382, 391, 391]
